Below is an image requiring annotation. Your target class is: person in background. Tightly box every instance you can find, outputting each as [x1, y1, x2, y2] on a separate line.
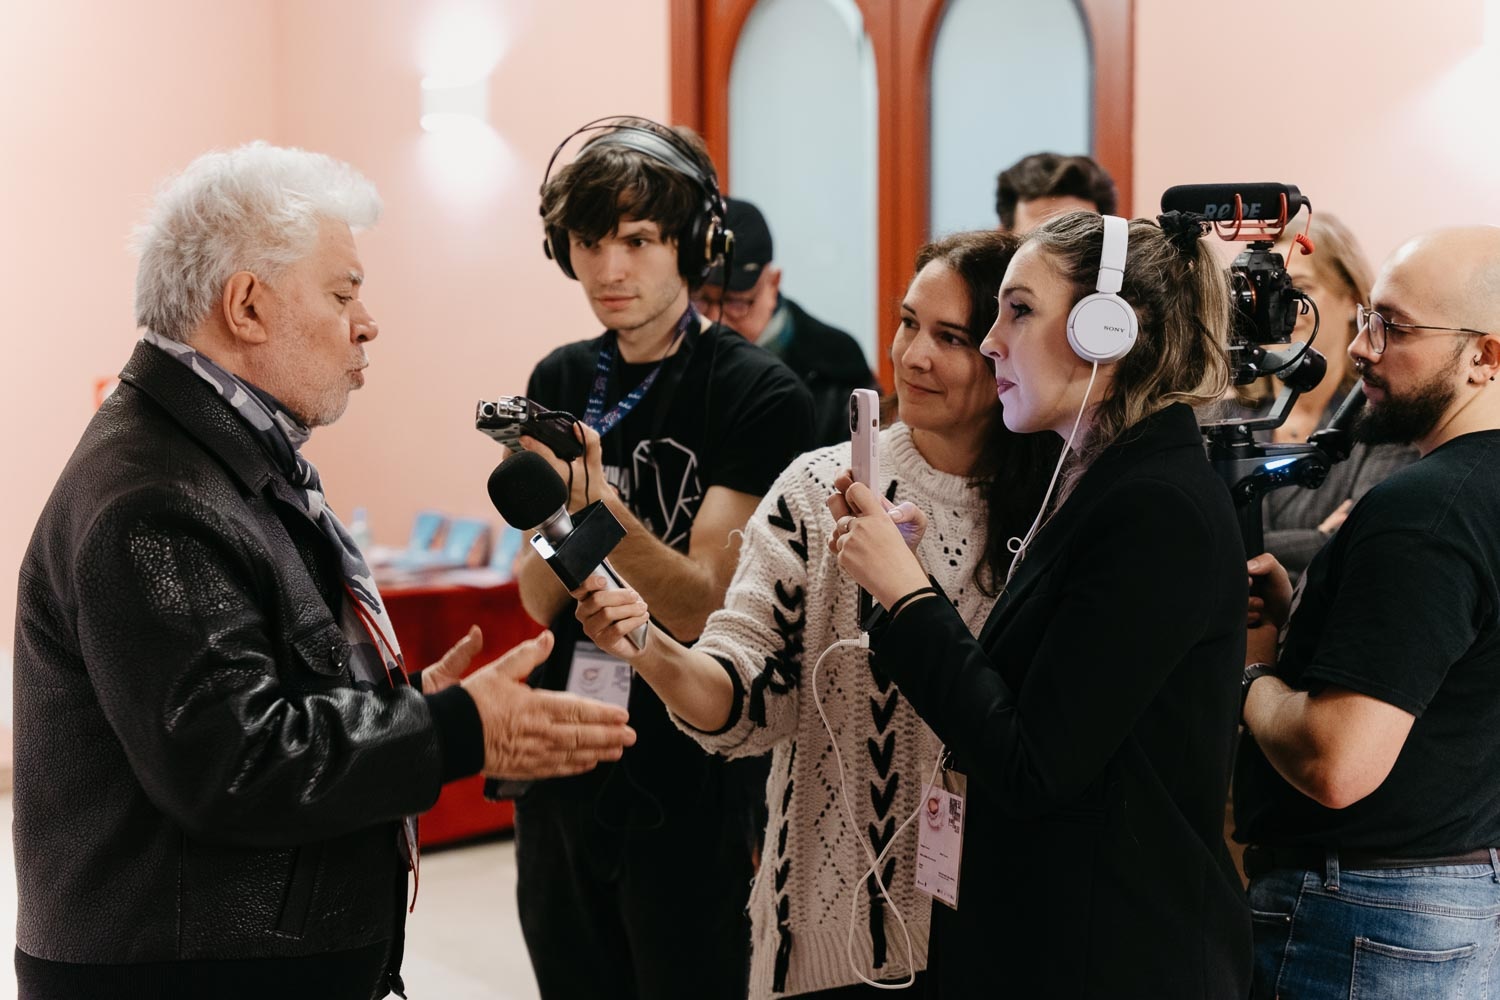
[692, 196, 878, 447]
[514, 117, 814, 1000]
[995, 151, 1117, 234]
[829, 211, 1252, 998]
[577, 229, 1059, 998]
[1237, 226, 1500, 999]
[12, 142, 634, 1000]
[1234, 213, 1417, 581]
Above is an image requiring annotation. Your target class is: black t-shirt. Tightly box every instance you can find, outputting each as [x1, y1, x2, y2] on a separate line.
[1234, 430, 1500, 854]
[528, 321, 812, 549]
[522, 319, 814, 812]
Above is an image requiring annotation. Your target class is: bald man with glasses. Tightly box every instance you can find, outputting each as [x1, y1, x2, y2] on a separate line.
[1233, 226, 1500, 999]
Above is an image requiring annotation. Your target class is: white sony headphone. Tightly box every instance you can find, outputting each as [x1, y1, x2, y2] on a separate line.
[1066, 214, 1138, 364]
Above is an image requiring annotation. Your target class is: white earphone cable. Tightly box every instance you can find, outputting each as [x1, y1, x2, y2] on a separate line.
[1003, 360, 1100, 587]
[811, 634, 943, 990]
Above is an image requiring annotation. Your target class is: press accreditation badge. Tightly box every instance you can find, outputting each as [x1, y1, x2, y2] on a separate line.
[914, 769, 966, 910]
[566, 640, 633, 711]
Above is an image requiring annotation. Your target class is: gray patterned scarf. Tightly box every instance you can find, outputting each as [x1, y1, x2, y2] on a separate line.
[142, 332, 421, 876]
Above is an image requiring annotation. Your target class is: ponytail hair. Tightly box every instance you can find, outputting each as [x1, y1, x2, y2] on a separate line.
[1023, 211, 1232, 472]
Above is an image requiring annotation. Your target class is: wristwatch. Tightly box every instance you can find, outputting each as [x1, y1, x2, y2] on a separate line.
[1241, 662, 1276, 720]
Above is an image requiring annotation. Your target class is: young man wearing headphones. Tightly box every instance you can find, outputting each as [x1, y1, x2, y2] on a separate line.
[512, 117, 814, 999]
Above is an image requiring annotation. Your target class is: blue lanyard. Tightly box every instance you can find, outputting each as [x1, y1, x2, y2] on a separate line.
[584, 304, 698, 436]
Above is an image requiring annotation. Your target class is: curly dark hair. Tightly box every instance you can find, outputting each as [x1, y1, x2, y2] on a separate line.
[911, 230, 1064, 595]
[995, 152, 1117, 230]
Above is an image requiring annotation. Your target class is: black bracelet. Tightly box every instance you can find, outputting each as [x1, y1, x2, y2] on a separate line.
[1241, 662, 1276, 721]
[886, 586, 939, 620]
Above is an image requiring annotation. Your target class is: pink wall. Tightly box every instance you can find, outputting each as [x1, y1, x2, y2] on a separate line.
[0, 0, 280, 717]
[1132, 0, 1499, 267]
[0, 1, 669, 700]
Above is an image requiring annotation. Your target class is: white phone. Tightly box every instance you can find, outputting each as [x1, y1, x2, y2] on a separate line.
[850, 389, 880, 493]
[850, 388, 880, 625]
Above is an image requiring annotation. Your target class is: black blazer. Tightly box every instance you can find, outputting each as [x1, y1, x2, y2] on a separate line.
[14, 343, 477, 984]
[873, 404, 1251, 999]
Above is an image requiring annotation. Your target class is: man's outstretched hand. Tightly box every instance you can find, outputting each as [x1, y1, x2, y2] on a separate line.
[460, 630, 636, 779]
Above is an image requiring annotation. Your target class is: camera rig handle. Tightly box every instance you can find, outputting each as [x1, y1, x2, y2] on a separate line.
[1203, 381, 1367, 556]
[1207, 425, 1331, 557]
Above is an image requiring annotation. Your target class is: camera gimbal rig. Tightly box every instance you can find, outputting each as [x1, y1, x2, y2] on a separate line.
[1161, 183, 1364, 555]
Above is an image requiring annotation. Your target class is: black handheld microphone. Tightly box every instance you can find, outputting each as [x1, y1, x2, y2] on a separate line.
[487, 451, 649, 650]
[1159, 183, 1309, 222]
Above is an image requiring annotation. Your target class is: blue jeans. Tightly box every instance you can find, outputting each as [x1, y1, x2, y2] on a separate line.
[1249, 850, 1500, 999]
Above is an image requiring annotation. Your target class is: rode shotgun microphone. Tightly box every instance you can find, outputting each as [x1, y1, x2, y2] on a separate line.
[487, 451, 648, 650]
[1160, 183, 1309, 223]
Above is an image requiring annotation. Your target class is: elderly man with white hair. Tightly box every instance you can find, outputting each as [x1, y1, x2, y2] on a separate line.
[12, 143, 635, 1000]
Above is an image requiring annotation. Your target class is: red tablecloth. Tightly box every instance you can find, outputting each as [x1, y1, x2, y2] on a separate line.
[382, 577, 545, 846]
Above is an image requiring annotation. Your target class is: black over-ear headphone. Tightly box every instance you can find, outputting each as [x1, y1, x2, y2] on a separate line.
[540, 116, 734, 283]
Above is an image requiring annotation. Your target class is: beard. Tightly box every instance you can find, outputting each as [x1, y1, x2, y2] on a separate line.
[1353, 364, 1458, 446]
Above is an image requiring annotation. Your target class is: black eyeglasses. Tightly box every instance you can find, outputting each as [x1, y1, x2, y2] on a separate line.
[1355, 304, 1488, 355]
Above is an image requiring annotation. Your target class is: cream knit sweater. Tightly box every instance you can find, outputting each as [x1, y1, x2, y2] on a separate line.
[681, 423, 995, 998]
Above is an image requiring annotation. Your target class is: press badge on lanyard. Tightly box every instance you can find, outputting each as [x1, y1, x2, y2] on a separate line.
[914, 761, 966, 910]
[567, 640, 633, 711]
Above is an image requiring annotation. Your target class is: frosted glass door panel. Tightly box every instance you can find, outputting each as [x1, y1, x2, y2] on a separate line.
[930, 0, 1091, 236]
[729, 0, 878, 367]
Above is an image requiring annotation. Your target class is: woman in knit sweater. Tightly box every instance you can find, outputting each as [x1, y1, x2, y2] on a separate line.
[575, 230, 1057, 998]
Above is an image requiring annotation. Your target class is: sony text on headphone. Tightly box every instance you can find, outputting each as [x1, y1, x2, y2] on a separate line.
[1066, 214, 1138, 364]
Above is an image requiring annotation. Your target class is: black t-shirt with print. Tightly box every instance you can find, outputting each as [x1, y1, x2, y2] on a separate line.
[523, 319, 814, 811]
[528, 321, 812, 551]
[1234, 430, 1500, 855]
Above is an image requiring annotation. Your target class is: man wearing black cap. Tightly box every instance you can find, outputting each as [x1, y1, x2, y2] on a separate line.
[694, 197, 877, 447]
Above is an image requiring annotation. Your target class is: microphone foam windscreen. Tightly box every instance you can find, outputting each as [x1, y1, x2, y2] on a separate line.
[487, 451, 569, 530]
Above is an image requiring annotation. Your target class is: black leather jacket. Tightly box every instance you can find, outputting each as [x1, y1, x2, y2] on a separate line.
[13, 343, 477, 979]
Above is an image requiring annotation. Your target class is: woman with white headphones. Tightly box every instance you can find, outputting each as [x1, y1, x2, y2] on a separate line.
[828, 211, 1253, 998]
